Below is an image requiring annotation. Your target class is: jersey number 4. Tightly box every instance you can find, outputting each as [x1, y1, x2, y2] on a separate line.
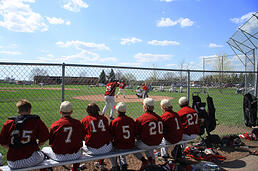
[91, 120, 106, 132]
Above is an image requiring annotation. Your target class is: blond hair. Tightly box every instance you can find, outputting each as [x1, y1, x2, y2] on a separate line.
[16, 99, 32, 113]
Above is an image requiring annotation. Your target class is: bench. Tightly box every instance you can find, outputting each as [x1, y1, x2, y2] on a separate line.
[0, 139, 195, 171]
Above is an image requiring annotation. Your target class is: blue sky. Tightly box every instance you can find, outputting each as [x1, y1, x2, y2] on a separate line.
[0, 0, 257, 70]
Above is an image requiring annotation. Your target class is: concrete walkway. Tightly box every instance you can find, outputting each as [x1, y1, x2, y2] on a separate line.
[220, 155, 258, 171]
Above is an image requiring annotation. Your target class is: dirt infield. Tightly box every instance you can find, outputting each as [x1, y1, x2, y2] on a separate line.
[73, 94, 173, 102]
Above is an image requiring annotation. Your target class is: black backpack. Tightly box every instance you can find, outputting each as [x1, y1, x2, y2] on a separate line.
[192, 94, 207, 135]
[206, 95, 216, 134]
[243, 93, 257, 127]
[8, 114, 39, 148]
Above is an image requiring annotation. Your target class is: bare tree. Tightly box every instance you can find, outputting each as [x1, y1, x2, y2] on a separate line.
[30, 68, 48, 80]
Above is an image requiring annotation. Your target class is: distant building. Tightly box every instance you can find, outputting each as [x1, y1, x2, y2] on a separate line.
[34, 76, 99, 85]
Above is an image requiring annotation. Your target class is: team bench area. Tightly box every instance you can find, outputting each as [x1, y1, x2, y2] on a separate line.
[0, 139, 195, 171]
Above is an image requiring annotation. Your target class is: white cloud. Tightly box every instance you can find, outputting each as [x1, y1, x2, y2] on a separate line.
[46, 17, 71, 25]
[58, 50, 117, 63]
[134, 53, 172, 63]
[56, 40, 110, 51]
[160, 0, 176, 2]
[56, 40, 115, 64]
[179, 18, 194, 27]
[157, 17, 194, 27]
[0, 50, 22, 55]
[65, 21, 71, 25]
[120, 37, 142, 45]
[148, 40, 180, 46]
[62, 0, 89, 12]
[60, 50, 99, 62]
[157, 18, 177, 27]
[0, 0, 48, 32]
[230, 12, 255, 24]
[209, 43, 223, 48]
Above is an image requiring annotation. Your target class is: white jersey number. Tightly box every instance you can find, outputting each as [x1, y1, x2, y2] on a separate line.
[149, 121, 163, 135]
[91, 120, 106, 132]
[63, 127, 73, 143]
[186, 113, 198, 126]
[11, 130, 32, 145]
[106, 85, 111, 92]
[174, 118, 180, 130]
[122, 125, 130, 139]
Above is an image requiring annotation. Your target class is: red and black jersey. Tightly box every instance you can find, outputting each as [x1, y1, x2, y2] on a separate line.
[142, 84, 148, 91]
[105, 82, 119, 96]
[49, 116, 83, 154]
[135, 112, 163, 146]
[0, 116, 49, 161]
[119, 82, 126, 89]
[161, 111, 183, 144]
[177, 106, 200, 135]
[81, 115, 111, 148]
[110, 115, 135, 149]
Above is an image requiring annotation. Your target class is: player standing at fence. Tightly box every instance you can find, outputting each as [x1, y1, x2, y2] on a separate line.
[0, 99, 49, 169]
[159, 99, 183, 160]
[42, 101, 84, 171]
[134, 98, 163, 170]
[81, 103, 112, 169]
[116, 80, 127, 98]
[102, 80, 120, 120]
[109, 102, 135, 171]
[142, 83, 149, 99]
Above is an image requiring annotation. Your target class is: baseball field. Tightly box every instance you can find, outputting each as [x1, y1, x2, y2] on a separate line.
[0, 83, 247, 165]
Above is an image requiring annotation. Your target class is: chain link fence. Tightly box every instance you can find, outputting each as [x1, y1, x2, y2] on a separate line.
[0, 62, 256, 135]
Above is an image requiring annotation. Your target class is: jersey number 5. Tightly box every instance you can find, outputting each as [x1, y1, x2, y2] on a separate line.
[11, 130, 33, 145]
[122, 125, 130, 139]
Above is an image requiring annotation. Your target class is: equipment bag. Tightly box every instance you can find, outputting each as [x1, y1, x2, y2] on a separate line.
[243, 93, 257, 127]
[192, 94, 207, 135]
[8, 114, 39, 148]
[206, 95, 216, 134]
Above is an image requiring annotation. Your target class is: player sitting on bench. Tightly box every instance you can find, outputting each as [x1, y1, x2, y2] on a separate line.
[42, 101, 84, 171]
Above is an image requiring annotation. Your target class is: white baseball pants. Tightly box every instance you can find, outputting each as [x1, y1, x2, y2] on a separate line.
[102, 95, 115, 117]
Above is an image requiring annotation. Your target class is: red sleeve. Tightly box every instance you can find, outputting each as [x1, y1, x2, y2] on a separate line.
[49, 123, 57, 145]
[37, 119, 50, 143]
[135, 118, 142, 138]
[110, 120, 115, 137]
[0, 120, 12, 145]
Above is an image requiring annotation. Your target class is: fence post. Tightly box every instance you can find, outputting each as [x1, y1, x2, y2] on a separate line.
[62, 63, 65, 102]
[187, 70, 190, 100]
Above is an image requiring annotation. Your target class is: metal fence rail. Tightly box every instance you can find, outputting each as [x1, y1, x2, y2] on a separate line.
[0, 62, 257, 135]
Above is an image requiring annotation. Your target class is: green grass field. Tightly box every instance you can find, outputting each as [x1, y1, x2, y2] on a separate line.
[0, 83, 246, 164]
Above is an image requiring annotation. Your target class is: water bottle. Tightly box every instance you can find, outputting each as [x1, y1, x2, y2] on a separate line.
[201, 162, 219, 171]
[154, 149, 160, 158]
